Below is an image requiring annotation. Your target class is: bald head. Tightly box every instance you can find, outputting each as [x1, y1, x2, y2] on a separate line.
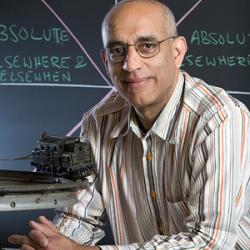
[102, 0, 178, 46]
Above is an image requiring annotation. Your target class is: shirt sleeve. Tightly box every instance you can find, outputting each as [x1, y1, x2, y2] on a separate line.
[53, 112, 107, 245]
[100, 106, 250, 250]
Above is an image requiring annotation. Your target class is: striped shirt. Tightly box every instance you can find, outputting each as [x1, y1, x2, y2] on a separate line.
[54, 71, 250, 250]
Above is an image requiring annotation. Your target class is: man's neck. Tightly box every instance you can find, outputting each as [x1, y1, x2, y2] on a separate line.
[134, 80, 179, 132]
[134, 102, 165, 133]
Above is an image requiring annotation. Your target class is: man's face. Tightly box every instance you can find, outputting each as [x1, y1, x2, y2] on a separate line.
[102, 3, 183, 112]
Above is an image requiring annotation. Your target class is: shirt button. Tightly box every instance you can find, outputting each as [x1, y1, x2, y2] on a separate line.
[146, 152, 152, 160]
[151, 191, 157, 199]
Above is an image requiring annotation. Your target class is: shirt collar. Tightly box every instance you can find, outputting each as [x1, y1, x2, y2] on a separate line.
[110, 104, 131, 138]
[151, 72, 184, 141]
[111, 72, 184, 141]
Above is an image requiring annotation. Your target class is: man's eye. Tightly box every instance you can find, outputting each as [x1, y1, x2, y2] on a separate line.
[139, 42, 157, 52]
[110, 46, 126, 56]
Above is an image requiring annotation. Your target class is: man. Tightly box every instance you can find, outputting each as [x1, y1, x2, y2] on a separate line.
[9, 0, 250, 249]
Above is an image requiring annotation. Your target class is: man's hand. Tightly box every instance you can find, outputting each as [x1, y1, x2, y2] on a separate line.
[8, 216, 99, 250]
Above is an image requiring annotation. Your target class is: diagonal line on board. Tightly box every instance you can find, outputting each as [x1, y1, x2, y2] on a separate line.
[176, 0, 204, 26]
[40, 0, 111, 87]
[39, 0, 114, 136]
[227, 91, 250, 95]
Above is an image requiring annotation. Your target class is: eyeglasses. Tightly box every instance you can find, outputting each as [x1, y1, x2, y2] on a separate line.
[104, 36, 176, 63]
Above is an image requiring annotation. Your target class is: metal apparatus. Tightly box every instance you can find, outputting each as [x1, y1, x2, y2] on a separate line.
[31, 132, 95, 181]
[0, 132, 96, 211]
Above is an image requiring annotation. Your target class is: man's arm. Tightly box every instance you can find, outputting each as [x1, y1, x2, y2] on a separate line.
[51, 112, 107, 245]
[8, 216, 98, 250]
[53, 175, 107, 245]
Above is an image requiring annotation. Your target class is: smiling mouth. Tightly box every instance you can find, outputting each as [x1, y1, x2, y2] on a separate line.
[123, 77, 150, 87]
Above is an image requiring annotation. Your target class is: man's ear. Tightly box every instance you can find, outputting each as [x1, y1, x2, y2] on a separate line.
[172, 36, 187, 68]
[100, 50, 111, 77]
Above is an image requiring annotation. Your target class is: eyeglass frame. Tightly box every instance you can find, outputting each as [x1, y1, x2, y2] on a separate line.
[103, 36, 177, 63]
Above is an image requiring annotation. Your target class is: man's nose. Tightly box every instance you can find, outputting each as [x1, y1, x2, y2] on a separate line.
[122, 46, 142, 72]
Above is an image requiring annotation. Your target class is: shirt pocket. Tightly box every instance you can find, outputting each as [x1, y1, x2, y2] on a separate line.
[166, 199, 190, 234]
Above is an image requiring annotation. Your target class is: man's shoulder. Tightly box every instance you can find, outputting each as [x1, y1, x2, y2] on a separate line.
[183, 72, 249, 118]
[83, 89, 128, 122]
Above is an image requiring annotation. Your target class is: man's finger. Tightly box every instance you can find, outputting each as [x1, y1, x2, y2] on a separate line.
[38, 216, 58, 232]
[21, 244, 36, 250]
[9, 234, 46, 250]
[8, 235, 29, 245]
[29, 220, 55, 237]
[28, 229, 48, 247]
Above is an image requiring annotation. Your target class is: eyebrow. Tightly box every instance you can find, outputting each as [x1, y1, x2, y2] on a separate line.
[106, 36, 158, 48]
[106, 41, 125, 48]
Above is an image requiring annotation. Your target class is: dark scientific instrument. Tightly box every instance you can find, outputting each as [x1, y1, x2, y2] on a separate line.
[0, 132, 96, 212]
[31, 132, 95, 181]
